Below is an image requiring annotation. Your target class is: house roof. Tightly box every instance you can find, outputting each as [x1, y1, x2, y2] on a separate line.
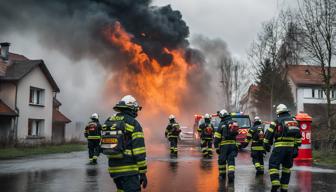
[53, 109, 71, 124]
[0, 60, 60, 92]
[0, 99, 17, 116]
[53, 98, 62, 108]
[287, 65, 336, 86]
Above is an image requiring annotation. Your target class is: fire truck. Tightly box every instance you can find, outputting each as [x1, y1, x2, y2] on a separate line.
[193, 112, 251, 145]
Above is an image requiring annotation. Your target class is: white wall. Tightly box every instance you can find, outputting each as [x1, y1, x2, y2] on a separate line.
[16, 67, 53, 141]
[297, 87, 336, 113]
[0, 82, 16, 109]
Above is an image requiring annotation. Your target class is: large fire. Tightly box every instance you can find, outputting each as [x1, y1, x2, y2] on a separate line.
[104, 22, 192, 117]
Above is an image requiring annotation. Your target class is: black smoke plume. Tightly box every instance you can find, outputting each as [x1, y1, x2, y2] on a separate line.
[0, 0, 190, 66]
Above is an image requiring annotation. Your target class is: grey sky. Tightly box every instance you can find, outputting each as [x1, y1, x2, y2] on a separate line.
[154, 0, 297, 58]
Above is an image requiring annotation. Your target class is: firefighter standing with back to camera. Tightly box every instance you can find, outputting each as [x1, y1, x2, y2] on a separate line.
[198, 113, 215, 158]
[264, 104, 302, 192]
[214, 109, 239, 183]
[165, 115, 181, 157]
[84, 113, 102, 165]
[242, 116, 266, 175]
[101, 95, 147, 192]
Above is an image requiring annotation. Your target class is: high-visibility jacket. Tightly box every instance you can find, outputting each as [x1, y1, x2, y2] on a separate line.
[198, 122, 214, 140]
[165, 122, 181, 139]
[214, 117, 238, 149]
[245, 122, 265, 151]
[104, 112, 147, 178]
[264, 112, 302, 148]
[84, 120, 102, 140]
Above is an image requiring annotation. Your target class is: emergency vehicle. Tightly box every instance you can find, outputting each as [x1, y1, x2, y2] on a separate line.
[194, 112, 251, 145]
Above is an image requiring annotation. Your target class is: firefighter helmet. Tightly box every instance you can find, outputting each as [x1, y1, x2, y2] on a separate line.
[204, 113, 211, 120]
[254, 116, 261, 123]
[113, 95, 142, 112]
[218, 109, 229, 118]
[91, 113, 99, 120]
[276, 104, 289, 114]
[169, 114, 175, 120]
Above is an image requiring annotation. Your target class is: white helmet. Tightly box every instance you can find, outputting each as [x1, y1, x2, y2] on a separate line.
[169, 114, 175, 120]
[254, 116, 261, 123]
[91, 113, 99, 120]
[218, 109, 229, 118]
[114, 95, 141, 111]
[204, 113, 211, 119]
[276, 104, 289, 115]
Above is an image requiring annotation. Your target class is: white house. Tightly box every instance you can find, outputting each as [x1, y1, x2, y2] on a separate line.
[287, 65, 336, 115]
[0, 42, 70, 145]
[239, 65, 336, 123]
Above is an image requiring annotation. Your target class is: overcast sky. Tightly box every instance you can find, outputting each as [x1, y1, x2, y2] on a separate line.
[153, 0, 296, 58]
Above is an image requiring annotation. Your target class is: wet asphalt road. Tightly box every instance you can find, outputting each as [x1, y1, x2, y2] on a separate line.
[0, 143, 335, 192]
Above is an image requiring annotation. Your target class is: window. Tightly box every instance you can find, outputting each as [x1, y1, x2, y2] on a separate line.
[332, 89, 336, 99]
[304, 88, 313, 98]
[28, 119, 44, 136]
[29, 87, 45, 105]
[312, 89, 315, 98]
[318, 89, 324, 99]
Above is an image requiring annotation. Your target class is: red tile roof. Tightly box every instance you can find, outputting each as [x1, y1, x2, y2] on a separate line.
[0, 99, 17, 116]
[287, 65, 336, 86]
[53, 109, 71, 124]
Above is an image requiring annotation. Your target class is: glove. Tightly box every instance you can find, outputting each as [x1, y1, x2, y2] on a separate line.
[216, 148, 220, 155]
[292, 147, 298, 158]
[140, 173, 148, 188]
[264, 144, 271, 152]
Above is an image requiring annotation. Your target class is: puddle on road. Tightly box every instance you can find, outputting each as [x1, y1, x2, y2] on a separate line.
[0, 146, 335, 192]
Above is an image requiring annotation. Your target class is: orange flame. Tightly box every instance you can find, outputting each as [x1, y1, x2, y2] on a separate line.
[104, 22, 190, 117]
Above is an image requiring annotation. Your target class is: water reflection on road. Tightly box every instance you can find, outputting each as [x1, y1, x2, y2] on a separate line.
[0, 143, 335, 192]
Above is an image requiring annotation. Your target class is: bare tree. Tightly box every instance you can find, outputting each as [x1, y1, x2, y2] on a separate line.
[297, 0, 336, 137]
[219, 56, 249, 112]
[249, 17, 296, 120]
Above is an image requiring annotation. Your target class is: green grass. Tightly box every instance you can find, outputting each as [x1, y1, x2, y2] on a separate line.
[313, 150, 336, 167]
[0, 144, 86, 160]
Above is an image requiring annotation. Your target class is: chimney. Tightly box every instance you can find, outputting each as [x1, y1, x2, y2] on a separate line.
[0, 42, 10, 61]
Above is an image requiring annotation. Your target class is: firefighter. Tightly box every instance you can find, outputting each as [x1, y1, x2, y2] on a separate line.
[264, 104, 302, 192]
[165, 115, 181, 157]
[197, 113, 215, 158]
[242, 116, 265, 175]
[84, 113, 102, 165]
[214, 109, 239, 183]
[103, 95, 147, 192]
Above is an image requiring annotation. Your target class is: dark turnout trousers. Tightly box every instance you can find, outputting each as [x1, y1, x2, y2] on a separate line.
[201, 138, 213, 157]
[218, 142, 238, 180]
[169, 137, 178, 155]
[113, 174, 141, 192]
[269, 147, 294, 191]
[88, 139, 100, 162]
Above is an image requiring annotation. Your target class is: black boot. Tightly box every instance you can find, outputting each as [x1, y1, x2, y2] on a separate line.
[219, 173, 226, 180]
[228, 172, 234, 183]
[256, 169, 264, 176]
[271, 186, 279, 192]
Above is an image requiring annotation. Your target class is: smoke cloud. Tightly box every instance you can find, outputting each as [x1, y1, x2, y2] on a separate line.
[0, 0, 227, 142]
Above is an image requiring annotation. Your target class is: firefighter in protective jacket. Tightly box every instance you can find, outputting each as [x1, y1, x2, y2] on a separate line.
[84, 113, 102, 164]
[102, 95, 147, 192]
[214, 109, 239, 183]
[198, 113, 215, 158]
[165, 115, 181, 157]
[242, 116, 265, 175]
[264, 104, 302, 192]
